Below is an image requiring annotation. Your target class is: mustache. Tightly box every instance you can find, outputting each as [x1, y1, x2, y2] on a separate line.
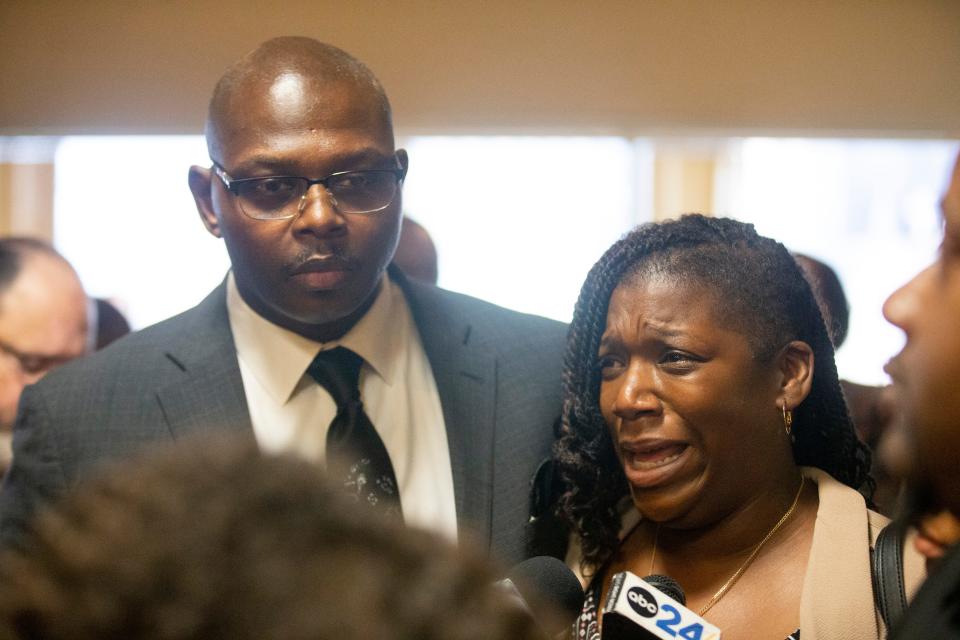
[285, 247, 360, 274]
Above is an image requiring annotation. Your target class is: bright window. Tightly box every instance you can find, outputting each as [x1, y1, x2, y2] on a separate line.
[717, 138, 958, 384]
[401, 136, 649, 322]
[47, 134, 958, 386]
[54, 136, 228, 330]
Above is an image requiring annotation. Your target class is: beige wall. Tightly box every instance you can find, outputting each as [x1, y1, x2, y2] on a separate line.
[1, 1, 959, 137]
[0, 139, 58, 239]
[0, 163, 54, 239]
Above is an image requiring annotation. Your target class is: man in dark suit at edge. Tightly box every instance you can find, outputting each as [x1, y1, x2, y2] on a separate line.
[0, 37, 567, 566]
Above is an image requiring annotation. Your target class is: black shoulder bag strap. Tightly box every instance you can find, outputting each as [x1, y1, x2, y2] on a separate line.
[871, 519, 908, 630]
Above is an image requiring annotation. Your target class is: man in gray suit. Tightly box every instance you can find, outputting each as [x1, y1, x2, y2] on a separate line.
[0, 37, 566, 566]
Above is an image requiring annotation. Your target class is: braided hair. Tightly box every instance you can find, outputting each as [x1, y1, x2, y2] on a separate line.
[553, 214, 871, 570]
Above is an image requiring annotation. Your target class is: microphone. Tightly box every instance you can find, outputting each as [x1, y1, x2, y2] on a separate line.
[644, 574, 685, 605]
[496, 556, 586, 638]
[601, 571, 722, 640]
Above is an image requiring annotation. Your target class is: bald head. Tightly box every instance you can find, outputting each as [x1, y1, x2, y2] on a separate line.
[0, 239, 88, 435]
[189, 38, 408, 341]
[206, 37, 393, 160]
[0, 237, 61, 299]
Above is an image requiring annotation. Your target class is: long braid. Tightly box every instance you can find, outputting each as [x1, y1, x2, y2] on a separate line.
[785, 255, 873, 492]
[553, 214, 871, 571]
[555, 237, 638, 564]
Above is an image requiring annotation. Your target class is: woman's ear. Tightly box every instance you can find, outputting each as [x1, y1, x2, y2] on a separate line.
[779, 340, 815, 410]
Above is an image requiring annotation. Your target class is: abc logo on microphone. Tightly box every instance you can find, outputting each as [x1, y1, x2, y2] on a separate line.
[627, 587, 659, 618]
[603, 572, 722, 640]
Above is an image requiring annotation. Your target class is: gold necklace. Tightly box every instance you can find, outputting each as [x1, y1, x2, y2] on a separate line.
[647, 475, 805, 616]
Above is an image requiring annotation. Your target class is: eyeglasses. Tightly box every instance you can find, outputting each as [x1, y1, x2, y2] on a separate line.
[212, 162, 406, 220]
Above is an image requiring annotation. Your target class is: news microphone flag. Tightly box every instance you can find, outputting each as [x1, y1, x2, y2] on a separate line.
[602, 571, 721, 640]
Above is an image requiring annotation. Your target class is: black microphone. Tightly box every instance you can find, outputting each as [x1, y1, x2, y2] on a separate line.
[644, 574, 685, 605]
[496, 556, 585, 638]
[601, 571, 722, 640]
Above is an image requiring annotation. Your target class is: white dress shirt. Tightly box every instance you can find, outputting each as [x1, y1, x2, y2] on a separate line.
[226, 273, 457, 541]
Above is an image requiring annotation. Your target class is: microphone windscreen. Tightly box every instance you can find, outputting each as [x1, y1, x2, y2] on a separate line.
[507, 556, 585, 633]
[641, 574, 686, 605]
[601, 572, 720, 640]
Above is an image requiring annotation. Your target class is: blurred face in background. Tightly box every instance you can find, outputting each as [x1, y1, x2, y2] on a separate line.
[883, 152, 960, 518]
[0, 254, 88, 432]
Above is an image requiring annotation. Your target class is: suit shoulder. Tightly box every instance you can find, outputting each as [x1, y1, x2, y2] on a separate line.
[33, 297, 224, 394]
[411, 283, 566, 340]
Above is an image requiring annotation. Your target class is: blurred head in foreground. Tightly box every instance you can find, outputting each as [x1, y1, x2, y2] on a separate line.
[0, 436, 539, 640]
[884, 152, 960, 569]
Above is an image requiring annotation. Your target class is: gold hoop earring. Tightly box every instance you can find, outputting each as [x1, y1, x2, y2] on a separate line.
[781, 404, 793, 436]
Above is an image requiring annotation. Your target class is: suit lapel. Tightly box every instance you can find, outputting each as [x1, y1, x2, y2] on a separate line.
[392, 267, 497, 548]
[155, 282, 254, 440]
[159, 273, 498, 543]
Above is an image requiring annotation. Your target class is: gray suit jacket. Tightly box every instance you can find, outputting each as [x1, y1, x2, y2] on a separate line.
[0, 270, 567, 565]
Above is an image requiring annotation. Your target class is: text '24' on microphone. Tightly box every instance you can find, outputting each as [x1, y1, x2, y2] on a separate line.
[601, 571, 721, 640]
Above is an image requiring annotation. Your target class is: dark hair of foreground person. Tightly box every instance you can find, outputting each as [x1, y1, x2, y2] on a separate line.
[0, 436, 540, 640]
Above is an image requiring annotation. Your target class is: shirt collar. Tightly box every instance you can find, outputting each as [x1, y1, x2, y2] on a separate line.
[226, 271, 402, 404]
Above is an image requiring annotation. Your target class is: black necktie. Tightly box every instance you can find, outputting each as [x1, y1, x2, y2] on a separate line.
[307, 347, 402, 520]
